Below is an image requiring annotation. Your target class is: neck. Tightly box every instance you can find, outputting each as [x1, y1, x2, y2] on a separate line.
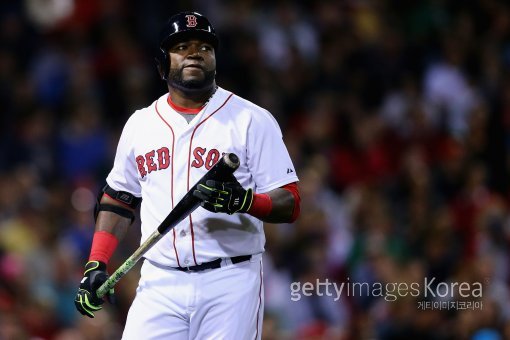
[168, 82, 217, 109]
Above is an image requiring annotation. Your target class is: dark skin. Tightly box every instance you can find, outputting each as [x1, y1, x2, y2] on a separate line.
[163, 39, 217, 108]
[97, 37, 296, 238]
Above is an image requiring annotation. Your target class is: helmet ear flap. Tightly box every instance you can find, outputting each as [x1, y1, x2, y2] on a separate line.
[155, 49, 169, 80]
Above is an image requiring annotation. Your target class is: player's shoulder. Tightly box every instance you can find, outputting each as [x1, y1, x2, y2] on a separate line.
[225, 89, 267, 114]
[219, 87, 278, 126]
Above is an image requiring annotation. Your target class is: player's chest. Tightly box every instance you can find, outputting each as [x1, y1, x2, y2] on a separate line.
[131, 118, 248, 180]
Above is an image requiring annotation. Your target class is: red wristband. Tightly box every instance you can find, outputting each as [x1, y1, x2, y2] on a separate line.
[88, 231, 119, 264]
[248, 193, 273, 218]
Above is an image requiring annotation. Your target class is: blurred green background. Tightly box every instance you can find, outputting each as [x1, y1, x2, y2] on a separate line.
[0, 0, 509, 339]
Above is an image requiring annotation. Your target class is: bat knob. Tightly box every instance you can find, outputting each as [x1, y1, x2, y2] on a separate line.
[224, 153, 240, 170]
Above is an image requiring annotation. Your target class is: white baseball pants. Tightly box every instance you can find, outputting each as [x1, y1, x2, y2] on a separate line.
[122, 255, 264, 340]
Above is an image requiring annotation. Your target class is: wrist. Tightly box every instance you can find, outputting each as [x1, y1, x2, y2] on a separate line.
[238, 188, 253, 213]
[88, 231, 119, 264]
[247, 193, 272, 218]
[84, 260, 107, 274]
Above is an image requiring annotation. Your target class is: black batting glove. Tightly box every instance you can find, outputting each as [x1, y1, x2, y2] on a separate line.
[194, 178, 253, 215]
[74, 260, 114, 318]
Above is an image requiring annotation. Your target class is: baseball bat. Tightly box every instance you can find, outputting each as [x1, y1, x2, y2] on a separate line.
[96, 152, 240, 298]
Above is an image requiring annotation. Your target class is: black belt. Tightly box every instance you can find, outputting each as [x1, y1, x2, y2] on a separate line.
[175, 255, 252, 272]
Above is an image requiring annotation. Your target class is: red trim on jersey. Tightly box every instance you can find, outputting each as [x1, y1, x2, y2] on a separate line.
[167, 94, 202, 114]
[255, 262, 263, 339]
[189, 214, 197, 265]
[89, 231, 119, 264]
[282, 182, 301, 222]
[171, 229, 180, 266]
[187, 93, 234, 265]
[156, 99, 181, 267]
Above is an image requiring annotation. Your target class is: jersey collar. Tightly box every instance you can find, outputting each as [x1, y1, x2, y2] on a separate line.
[167, 95, 203, 115]
[156, 87, 232, 126]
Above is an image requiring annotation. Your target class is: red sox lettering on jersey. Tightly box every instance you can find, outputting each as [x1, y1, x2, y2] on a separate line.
[106, 86, 298, 268]
[136, 147, 224, 178]
[191, 147, 222, 170]
[135, 147, 171, 178]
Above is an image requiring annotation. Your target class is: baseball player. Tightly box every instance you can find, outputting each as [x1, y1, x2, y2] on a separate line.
[74, 11, 300, 339]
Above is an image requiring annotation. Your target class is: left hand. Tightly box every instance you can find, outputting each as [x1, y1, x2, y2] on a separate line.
[193, 178, 253, 214]
[74, 261, 114, 318]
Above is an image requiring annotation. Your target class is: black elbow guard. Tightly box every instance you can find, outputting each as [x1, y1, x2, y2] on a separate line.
[94, 184, 142, 224]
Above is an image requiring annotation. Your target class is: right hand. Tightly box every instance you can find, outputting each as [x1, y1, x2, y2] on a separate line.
[193, 178, 253, 215]
[74, 261, 114, 318]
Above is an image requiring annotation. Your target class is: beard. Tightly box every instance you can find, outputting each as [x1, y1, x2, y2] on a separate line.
[167, 66, 216, 93]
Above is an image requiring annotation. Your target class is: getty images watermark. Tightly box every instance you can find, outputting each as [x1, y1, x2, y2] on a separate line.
[290, 278, 484, 311]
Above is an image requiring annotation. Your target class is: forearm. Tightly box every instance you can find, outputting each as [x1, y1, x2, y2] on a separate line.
[261, 188, 294, 223]
[95, 196, 133, 239]
[89, 196, 134, 263]
[251, 185, 300, 223]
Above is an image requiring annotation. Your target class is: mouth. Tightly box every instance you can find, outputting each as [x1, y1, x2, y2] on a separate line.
[184, 64, 204, 70]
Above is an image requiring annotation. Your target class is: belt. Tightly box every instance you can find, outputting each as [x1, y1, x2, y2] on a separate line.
[175, 255, 252, 272]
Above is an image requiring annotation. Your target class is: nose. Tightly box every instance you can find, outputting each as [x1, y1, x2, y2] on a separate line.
[187, 44, 203, 58]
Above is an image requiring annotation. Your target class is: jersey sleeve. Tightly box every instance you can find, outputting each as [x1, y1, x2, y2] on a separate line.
[106, 114, 142, 197]
[247, 109, 299, 193]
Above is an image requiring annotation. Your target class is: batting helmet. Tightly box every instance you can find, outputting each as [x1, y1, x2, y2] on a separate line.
[156, 11, 218, 80]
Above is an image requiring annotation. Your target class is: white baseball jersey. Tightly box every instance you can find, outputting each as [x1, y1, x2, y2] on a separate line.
[106, 86, 298, 268]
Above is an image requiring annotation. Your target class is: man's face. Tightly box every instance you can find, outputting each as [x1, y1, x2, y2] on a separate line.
[167, 38, 216, 91]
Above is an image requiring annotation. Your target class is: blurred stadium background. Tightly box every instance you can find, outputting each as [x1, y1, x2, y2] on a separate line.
[0, 0, 509, 339]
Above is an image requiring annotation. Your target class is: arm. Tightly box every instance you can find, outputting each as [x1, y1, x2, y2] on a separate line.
[75, 189, 139, 318]
[258, 187, 295, 223]
[250, 182, 300, 223]
[75, 114, 142, 317]
[86, 192, 139, 264]
[95, 195, 134, 240]
[194, 180, 301, 223]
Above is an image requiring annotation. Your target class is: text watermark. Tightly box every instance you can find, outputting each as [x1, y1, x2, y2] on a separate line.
[290, 278, 483, 310]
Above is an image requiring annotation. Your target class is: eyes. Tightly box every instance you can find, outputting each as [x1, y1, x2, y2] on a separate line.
[172, 43, 214, 53]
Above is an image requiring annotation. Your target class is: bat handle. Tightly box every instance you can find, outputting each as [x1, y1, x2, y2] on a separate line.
[223, 153, 239, 170]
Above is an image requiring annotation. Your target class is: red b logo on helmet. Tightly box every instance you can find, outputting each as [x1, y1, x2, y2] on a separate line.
[185, 15, 197, 28]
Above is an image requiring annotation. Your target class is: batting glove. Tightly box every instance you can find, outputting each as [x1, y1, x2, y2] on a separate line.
[74, 260, 114, 318]
[194, 178, 253, 214]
